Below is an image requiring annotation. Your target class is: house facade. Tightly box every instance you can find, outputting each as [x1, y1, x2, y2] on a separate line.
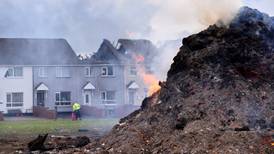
[0, 66, 33, 114]
[0, 38, 155, 117]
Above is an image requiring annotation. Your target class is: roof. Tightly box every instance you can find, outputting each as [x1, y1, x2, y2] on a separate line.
[83, 82, 96, 90]
[117, 39, 158, 57]
[0, 38, 79, 65]
[127, 81, 139, 89]
[117, 39, 158, 66]
[92, 39, 127, 64]
[35, 83, 49, 91]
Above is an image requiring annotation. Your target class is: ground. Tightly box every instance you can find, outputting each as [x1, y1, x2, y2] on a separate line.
[0, 116, 118, 153]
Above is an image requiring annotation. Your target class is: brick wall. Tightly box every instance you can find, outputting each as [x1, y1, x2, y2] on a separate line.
[33, 106, 57, 119]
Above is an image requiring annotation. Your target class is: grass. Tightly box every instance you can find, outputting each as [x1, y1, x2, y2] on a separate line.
[0, 118, 118, 136]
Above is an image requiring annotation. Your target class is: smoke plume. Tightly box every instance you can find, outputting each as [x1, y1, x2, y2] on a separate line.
[0, 0, 244, 80]
[148, 0, 243, 80]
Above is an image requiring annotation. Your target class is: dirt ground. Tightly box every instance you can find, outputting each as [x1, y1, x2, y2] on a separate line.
[0, 117, 117, 153]
[0, 129, 110, 154]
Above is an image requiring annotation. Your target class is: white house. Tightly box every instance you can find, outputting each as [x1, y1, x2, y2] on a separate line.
[0, 66, 33, 114]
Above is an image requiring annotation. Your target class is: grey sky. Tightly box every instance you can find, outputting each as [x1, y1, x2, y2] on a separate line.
[0, 0, 271, 54]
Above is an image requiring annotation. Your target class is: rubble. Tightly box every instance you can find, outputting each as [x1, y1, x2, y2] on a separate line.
[75, 7, 274, 154]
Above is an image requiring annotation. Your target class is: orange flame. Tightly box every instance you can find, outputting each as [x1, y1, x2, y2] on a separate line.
[139, 68, 161, 96]
[132, 53, 160, 96]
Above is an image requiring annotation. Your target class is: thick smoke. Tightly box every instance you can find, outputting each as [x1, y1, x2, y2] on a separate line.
[0, 0, 256, 81]
[149, 0, 243, 80]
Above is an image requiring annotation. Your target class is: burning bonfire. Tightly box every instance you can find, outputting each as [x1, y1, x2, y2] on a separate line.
[75, 7, 273, 153]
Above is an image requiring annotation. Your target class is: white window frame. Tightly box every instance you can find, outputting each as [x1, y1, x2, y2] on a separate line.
[85, 67, 94, 77]
[38, 67, 48, 78]
[5, 67, 23, 78]
[101, 91, 116, 101]
[6, 92, 24, 108]
[130, 66, 137, 76]
[56, 67, 71, 78]
[101, 66, 114, 77]
[55, 91, 71, 106]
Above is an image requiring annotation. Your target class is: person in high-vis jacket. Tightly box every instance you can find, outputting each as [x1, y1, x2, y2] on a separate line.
[72, 102, 81, 120]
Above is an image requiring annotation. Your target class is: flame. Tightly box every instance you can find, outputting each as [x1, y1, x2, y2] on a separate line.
[132, 53, 160, 96]
[133, 54, 145, 63]
[139, 68, 161, 96]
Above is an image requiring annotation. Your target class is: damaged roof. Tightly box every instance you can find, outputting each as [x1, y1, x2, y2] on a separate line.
[117, 39, 158, 57]
[0, 38, 79, 65]
[92, 39, 127, 64]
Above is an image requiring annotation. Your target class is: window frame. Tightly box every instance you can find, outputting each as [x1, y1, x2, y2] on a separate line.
[84, 67, 94, 77]
[130, 66, 137, 76]
[6, 92, 24, 107]
[101, 91, 116, 101]
[101, 66, 114, 77]
[38, 67, 48, 78]
[5, 67, 23, 78]
[55, 91, 71, 106]
[56, 67, 71, 78]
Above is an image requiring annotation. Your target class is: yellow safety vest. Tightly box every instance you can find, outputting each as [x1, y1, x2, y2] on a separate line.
[72, 103, 81, 111]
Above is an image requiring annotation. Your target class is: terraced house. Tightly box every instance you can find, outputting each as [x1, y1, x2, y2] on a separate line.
[0, 38, 153, 117]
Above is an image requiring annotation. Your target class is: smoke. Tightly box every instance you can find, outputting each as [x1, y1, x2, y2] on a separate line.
[0, 0, 246, 80]
[147, 0, 243, 80]
[147, 0, 243, 41]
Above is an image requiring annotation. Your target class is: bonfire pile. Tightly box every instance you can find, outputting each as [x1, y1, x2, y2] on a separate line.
[56, 7, 274, 154]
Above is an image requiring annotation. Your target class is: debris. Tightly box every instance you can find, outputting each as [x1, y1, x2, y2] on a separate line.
[28, 134, 48, 151]
[78, 129, 89, 132]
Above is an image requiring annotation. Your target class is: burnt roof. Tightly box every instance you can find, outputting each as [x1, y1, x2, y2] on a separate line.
[117, 39, 158, 56]
[0, 38, 79, 65]
[92, 39, 127, 64]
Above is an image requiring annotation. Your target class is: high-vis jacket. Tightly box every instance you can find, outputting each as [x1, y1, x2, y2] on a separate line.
[72, 103, 81, 111]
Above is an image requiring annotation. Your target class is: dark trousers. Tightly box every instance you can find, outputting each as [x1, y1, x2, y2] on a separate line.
[75, 110, 81, 120]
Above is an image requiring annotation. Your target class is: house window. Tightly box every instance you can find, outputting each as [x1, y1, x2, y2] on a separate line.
[130, 66, 137, 76]
[101, 66, 114, 76]
[85, 67, 93, 77]
[5, 67, 23, 77]
[6, 92, 23, 107]
[56, 67, 70, 78]
[55, 92, 71, 106]
[101, 91, 115, 101]
[38, 67, 48, 77]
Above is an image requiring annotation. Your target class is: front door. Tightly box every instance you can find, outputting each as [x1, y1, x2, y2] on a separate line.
[37, 91, 45, 107]
[128, 90, 136, 104]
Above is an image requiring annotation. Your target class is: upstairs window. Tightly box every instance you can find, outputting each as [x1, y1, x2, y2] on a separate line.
[55, 91, 71, 106]
[5, 67, 23, 77]
[38, 67, 48, 78]
[85, 67, 94, 77]
[130, 66, 137, 76]
[101, 66, 114, 76]
[6, 92, 24, 107]
[56, 67, 70, 78]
